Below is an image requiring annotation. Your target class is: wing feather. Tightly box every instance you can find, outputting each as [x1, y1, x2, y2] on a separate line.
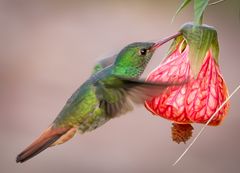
[96, 76, 183, 117]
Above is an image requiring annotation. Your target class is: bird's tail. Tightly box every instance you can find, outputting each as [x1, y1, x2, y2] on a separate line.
[16, 125, 77, 163]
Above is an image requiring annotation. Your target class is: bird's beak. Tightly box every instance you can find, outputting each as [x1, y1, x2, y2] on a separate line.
[150, 42, 161, 51]
[150, 32, 182, 52]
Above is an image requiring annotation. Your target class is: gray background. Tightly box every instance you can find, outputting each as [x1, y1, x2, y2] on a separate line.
[1, 0, 240, 173]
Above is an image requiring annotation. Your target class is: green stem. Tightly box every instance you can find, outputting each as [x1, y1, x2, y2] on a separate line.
[193, 0, 209, 26]
[197, 14, 203, 25]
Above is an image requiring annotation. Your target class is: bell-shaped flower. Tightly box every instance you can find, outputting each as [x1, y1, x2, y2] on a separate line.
[145, 24, 229, 139]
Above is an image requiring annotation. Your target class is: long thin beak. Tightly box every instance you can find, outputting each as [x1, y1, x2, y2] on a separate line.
[150, 32, 182, 51]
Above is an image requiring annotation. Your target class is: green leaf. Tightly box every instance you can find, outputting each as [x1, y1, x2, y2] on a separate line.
[180, 23, 218, 78]
[194, 0, 209, 25]
[172, 0, 192, 23]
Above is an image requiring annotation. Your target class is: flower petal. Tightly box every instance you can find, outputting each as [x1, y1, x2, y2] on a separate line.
[145, 42, 192, 123]
[185, 50, 229, 125]
[145, 40, 229, 126]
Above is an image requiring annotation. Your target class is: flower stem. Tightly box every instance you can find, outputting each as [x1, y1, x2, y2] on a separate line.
[197, 14, 203, 25]
[209, 0, 225, 6]
[193, 0, 209, 26]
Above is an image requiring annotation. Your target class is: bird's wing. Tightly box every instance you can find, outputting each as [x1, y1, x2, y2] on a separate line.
[96, 76, 181, 117]
[119, 78, 176, 104]
[92, 55, 117, 74]
[96, 81, 134, 118]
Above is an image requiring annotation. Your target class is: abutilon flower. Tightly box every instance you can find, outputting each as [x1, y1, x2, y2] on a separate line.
[145, 23, 229, 143]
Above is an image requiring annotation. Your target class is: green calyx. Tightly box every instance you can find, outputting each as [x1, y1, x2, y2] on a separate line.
[166, 34, 184, 56]
[180, 23, 219, 78]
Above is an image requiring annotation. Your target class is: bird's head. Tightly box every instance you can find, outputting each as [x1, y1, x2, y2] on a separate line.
[113, 42, 159, 79]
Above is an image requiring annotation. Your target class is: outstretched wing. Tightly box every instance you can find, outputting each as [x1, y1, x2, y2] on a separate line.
[96, 76, 180, 118]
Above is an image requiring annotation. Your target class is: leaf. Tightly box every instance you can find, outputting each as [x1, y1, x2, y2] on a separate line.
[172, 0, 192, 23]
[180, 23, 218, 78]
[194, 0, 209, 25]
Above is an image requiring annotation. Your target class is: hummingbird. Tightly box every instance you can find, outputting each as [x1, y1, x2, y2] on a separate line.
[16, 40, 177, 163]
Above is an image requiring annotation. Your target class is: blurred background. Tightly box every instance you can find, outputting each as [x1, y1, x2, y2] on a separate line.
[0, 0, 240, 173]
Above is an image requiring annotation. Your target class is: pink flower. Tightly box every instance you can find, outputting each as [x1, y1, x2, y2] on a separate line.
[145, 26, 229, 126]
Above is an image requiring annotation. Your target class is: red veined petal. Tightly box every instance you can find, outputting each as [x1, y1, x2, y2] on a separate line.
[145, 41, 192, 124]
[185, 50, 229, 125]
[145, 41, 229, 125]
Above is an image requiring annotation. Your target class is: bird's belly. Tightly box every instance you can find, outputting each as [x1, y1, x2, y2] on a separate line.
[77, 107, 110, 133]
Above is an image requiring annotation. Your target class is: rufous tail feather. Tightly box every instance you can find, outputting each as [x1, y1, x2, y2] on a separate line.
[16, 126, 76, 163]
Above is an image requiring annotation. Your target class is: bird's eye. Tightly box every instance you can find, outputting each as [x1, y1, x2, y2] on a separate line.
[139, 48, 148, 56]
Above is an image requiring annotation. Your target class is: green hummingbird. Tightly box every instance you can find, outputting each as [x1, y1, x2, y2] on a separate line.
[16, 41, 176, 163]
